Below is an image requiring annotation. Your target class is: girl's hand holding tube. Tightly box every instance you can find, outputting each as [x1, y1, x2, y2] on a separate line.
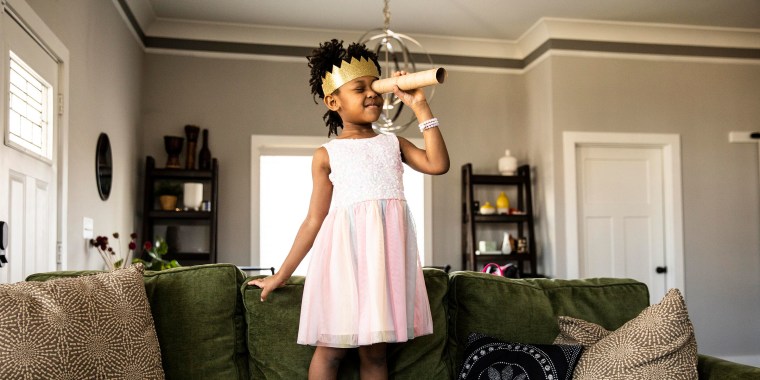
[391, 71, 434, 121]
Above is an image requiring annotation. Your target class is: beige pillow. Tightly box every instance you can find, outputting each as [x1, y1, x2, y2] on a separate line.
[554, 288, 698, 380]
[0, 265, 164, 379]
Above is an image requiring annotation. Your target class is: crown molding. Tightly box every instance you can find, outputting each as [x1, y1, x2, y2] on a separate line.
[519, 18, 760, 54]
[116, 1, 760, 67]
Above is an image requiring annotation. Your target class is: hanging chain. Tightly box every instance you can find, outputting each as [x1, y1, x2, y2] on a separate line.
[383, 0, 391, 31]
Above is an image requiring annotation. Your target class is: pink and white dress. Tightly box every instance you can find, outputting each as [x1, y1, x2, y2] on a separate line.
[297, 133, 433, 348]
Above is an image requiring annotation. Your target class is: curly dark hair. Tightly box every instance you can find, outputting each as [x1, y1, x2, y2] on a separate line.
[307, 39, 381, 137]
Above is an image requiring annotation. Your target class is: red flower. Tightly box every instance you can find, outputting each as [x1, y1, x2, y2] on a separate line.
[144, 241, 152, 251]
[128, 241, 137, 250]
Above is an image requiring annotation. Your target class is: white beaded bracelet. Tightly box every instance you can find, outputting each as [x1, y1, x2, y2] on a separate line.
[418, 117, 439, 132]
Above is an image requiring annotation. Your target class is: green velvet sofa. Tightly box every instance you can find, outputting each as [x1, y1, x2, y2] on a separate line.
[27, 263, 759, 379]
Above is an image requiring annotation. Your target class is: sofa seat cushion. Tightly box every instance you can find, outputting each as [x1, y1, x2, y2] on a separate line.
[555, 288, 698, 379]
[447, 273, 649, 367]
[27, 263, 249, 380]
[242, 268, 451, 379]
[2, 265, 164, 379]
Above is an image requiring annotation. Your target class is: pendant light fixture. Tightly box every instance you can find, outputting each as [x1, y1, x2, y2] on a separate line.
[360, 0, 436, 134]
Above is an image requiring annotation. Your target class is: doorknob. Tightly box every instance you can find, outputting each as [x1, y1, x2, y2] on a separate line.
[656, 266, 667, 274]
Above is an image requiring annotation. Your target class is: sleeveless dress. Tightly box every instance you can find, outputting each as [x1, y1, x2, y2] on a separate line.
[296, 133, 434, 348]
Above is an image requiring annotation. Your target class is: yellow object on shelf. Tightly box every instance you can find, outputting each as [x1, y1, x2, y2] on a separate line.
[479, 201, 496, 215]
[496, 192, 510, 214]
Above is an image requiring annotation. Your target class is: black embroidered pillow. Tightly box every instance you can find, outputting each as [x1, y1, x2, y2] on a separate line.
[458, 333, 583, 380]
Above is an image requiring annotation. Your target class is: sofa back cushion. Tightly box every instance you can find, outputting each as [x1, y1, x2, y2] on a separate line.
[242, 268, 451, 379]
[447, 272, 649, 369]
[141, 264, 249, 380]
[28, 264, 249, 380]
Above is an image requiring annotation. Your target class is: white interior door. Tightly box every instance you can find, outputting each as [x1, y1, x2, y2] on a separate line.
[576, 146, 666, 303]
[0, 7, 59, 283]
[563, 132, 685, 305]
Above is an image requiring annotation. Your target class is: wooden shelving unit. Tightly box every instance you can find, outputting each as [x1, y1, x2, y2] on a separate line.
[461, 163, 538, 277]
[141, 156, 219, 266]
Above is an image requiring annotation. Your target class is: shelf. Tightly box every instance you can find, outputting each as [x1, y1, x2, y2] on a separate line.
[166, 252, 211, 260]
[470, 174, 525, 185]
[149, 168, 214, 180]
[147, 210, 213, 219]
[475, 253, 533, 260]
[473, 214, 530, 223]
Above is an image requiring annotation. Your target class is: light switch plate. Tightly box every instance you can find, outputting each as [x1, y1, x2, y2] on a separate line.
[729, 131, 760, 143]
[83, 217, 93, 239]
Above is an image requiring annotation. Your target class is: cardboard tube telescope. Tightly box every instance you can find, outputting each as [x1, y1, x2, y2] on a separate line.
[370, 67, 447, 94]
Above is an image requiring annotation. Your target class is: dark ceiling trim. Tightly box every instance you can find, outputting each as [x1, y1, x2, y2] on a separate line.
[549, 39, 760, 60]
[116, 0, 146, 44]
[146, 36, 314, 58]
[117, 1, 760, 69]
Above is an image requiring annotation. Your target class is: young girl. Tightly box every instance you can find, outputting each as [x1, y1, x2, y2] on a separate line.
[249, 39, 450, 379]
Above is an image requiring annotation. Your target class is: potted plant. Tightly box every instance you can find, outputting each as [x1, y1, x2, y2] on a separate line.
[133, 237, 180, 270]
[155, 181, 182, 210]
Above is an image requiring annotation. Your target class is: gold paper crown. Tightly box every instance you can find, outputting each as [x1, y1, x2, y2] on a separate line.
[321, 56, 380, 96]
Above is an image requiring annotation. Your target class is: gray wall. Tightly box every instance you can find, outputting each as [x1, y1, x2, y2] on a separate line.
[27, 0, 144, 269]
[546, 55, 760, 361]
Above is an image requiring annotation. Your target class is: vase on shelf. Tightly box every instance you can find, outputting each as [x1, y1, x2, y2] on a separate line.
[498, 149, 517, 175]
[183, 183, 203, 210]
[184, 125, 200, 169]
[198, 129, 211, 170]
[164, 136, 184, 169]
[496, 192, 510, 214]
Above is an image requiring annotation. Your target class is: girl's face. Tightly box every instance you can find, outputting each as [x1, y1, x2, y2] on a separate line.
[324, 76, 382, 126]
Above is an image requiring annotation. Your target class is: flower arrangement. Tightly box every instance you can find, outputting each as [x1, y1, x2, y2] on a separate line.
[90, 233, 180, 271]
[89, 232, 137, 270]
[132, 237, 181, 271]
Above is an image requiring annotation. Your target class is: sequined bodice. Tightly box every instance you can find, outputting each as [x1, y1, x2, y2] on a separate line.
[323, 134, 405, 209]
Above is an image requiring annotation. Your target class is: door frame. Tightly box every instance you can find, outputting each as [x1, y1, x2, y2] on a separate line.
[563, 132, 685, 294]
[1, 0, 70, 270]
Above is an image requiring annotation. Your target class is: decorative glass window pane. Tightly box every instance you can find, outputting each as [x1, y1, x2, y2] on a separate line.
[7, 52, 52, 159]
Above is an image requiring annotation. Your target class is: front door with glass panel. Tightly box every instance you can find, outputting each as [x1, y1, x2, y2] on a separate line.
[0, 8, 59, 283]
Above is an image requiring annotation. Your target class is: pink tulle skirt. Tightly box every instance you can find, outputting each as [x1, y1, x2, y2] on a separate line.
[296, 199, 433, 348]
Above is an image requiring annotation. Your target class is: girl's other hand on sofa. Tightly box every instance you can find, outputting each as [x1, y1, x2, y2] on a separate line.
[248, 275, 286, 302]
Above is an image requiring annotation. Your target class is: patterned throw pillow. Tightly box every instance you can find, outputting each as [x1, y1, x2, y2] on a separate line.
[554, 288, 698, 380]
[458, 333, 583, 380]
[0, 265, 164, 379]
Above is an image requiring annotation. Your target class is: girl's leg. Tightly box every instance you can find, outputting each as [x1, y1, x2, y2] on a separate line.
[309, 346, 347, 380]
[357, 343, 388, 380]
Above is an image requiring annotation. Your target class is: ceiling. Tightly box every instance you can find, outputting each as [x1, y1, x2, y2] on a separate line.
[140, 0, 760, 41]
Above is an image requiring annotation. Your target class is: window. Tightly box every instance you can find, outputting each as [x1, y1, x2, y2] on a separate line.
[6, 51, 53, 160]
[252, 135, 430, 276]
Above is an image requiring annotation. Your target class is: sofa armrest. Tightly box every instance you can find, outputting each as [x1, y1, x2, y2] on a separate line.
[698, 354, 760, 379]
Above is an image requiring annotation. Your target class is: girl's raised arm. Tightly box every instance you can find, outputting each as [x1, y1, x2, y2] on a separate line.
[391, 72, 450, 175]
